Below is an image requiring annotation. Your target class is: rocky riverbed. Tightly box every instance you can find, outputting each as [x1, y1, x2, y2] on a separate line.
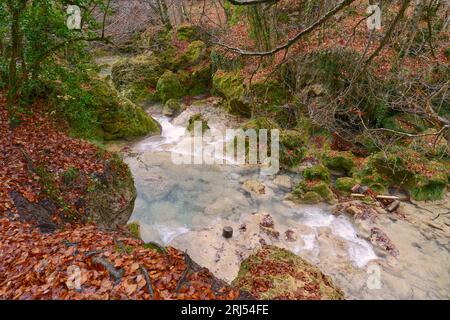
[104, 96, 450, 299]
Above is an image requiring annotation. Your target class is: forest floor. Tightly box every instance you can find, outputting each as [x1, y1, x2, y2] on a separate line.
[0, 92, 240, 300]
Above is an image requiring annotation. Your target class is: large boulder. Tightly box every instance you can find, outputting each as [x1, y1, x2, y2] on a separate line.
[89, 80, 161, 140]
[111, 54, 165, 104]
[156, 70, 185, 103]
[367, 147, 448, 201]
[233, 246, 344, 300]
[213, 71, 251, 117]
[87, 155, 137, 229]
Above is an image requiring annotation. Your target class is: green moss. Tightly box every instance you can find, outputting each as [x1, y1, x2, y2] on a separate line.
[360, 147, 448, 200]
[176, 24, 201, 41]
[127, 222, 141, 239]
[300, 191, 322, 204]
[233, 246, 344, 300]
[292, 180, 335, 204]
[382, 113, 428, 134]
[212, 71, 250, 117]
[280, 130, 307, 168]
[156, 70, 185, 103]
[176, 40, 208, 69]
[112, 54, 164, 92]
[335, 177, 358, 195]
[187, 113, 209, 133]
[163, 99, 182, 116]
[179, 63, 212, 96]
[303, 165, 330, 182]
[323, 151, 356, 174]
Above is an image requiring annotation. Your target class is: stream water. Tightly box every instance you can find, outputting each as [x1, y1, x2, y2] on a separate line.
[98, 56, 450, 300]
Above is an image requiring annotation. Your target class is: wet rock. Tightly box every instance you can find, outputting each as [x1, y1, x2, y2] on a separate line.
[285, 229, 297, 242]
[260, 214, 275, 228]
[386, 200, 401, 213]
[370, 227, 399, 257]
[272, 175, 292, 190]
[242, 180, 270, 197]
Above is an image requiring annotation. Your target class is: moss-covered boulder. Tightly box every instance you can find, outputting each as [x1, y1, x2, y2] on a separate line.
[213, 71, 251, 117]
[368, 147, 448, 201]
[187, 114, 209, 133]
[323, 151, 356, 175]
[176, 40, 208, 69]
[163, 99, 182, 117]
[88, 80, 161, 140]
[335, 177, 359, 195]
[111, 54, 165, 104]
[87, 154, 137, 229]
[233, 246, 344, 300]
[303, 164, 331, 182]
[280, 130, 307, 169]
[156, 70, 185, 103]
[352, 165, 389, 195]
[291, 179, 335, 204]
[179, 62, 212, 96]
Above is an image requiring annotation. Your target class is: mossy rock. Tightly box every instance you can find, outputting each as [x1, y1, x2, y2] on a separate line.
[87, 154, 137, 229]
[233, 246, 344, 300]
[365, 147, 448, 200]
[187, 114, 209, 133]
[292, 180, 335, 204]
[88, 80, 161, 140]
[303, 164, 331, 182]
[163, 99, 182, 117]
[156, 70, 185, 103]
[335, 177, 359, 195]
[280, 130, 307, 168]
[212, 71, 250, 117]
[382, 113, 428, 134]
[179, 62, 212, 96]
[176, 40, 208, 69]
[323, 151, 356, 174]
[112, 54, 165, 92]
[175, 24, 201, 41]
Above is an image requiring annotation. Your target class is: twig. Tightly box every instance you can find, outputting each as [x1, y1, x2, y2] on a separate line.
[139, 265, 154, 300]
[91, 256, 124, 282]
[175, 252, 192, 293]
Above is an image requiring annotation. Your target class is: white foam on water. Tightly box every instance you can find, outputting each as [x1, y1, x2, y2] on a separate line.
[137, 116, 186, 152]
[330, 215, 377, 268]
[156, 223, 190, 245]
[301, 233, 316, 251]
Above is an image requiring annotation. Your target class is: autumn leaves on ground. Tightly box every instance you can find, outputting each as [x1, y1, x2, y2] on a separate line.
[0, 95, 239, 300]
